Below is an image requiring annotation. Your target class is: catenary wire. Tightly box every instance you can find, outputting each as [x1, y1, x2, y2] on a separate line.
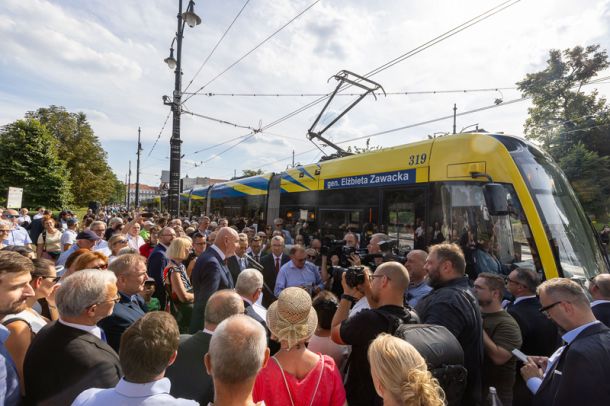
[182, 0, 321, 103]
[183, 0, 251, 93]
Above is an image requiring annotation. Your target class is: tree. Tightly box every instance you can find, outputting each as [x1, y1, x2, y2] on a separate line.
[26, 106, 121, 205]
[517, 45, 610, 220]
[241, 169, 264, 177]
[0, 119, 72, 208]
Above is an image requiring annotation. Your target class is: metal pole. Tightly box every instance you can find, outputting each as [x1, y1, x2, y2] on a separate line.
[125, 174, 128, 207]
[453, 103, 457, 134]
[135, 127, 142, 208]
[169, 0, 184, 218]
[127, 160, 132, 211]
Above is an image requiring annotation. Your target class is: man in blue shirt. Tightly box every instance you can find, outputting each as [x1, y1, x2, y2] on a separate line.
[274, 245, 323, 297]
[0, 251, 36, 405]
[404, 250, 432, 307]
[1, 209, 32, 248]
[520, 278, 610, 406]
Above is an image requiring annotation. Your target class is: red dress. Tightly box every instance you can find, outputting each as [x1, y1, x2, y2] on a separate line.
[253, 354, 346, 406]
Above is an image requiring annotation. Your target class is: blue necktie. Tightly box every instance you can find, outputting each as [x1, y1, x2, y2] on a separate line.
[100, 328, 108, 343]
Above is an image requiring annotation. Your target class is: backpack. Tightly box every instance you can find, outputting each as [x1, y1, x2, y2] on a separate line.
[376, 307, 467, 406]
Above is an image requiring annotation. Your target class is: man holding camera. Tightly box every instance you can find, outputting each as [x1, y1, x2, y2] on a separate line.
[331, 262, 413, 406]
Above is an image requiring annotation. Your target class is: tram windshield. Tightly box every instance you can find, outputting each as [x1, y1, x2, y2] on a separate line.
[515, 146, 608, 279]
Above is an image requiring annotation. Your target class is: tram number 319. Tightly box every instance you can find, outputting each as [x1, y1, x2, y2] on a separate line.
[408, 153, 427, 166]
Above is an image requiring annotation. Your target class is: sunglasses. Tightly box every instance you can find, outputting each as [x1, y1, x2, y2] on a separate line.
[115, 239, 128, 244]
[3, 214, 16, 219]
[0, 229, 10, 233]
[92, 263, 109, 270]
[539, 301, 562, 315]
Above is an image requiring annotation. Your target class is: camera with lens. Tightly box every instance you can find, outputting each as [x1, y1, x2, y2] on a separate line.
[345, 265, 367, 288]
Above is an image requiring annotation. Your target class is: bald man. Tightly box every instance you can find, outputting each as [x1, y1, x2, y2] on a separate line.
[189, 227, 240, 333]
[589, 274, 610, 327]
[404, 250, 432, 307]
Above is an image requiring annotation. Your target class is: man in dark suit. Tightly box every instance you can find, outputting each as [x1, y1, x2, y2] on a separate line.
[521, 278, 610, 406]
[506, 268, 559, 405]
[588, 274, 610, 326]
[24, 270, 122, 405]
[235, 268, 280, 354]
[189, 227, 239, 333]
[260, 235, 289, 308]
[227, 233, 251, 282]
[147, 227, 176, 307]
[99, 254, 148, 352]
[166, 290, 244, 404]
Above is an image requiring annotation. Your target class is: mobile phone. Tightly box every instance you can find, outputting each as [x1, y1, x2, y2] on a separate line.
[512, 349, 528, 363]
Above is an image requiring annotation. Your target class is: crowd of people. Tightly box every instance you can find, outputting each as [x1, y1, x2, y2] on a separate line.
[0, 206, 610, 405]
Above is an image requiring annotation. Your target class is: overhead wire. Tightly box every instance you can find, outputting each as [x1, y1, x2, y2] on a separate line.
[183, 0, 252, 93]
[182, 0, 321, 104]
[146, 111, 171, 158]
[182, 0, 522, 168]
[183, 87, 518, 97]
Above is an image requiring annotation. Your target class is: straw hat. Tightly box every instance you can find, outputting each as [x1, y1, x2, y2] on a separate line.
[267, 287, 318, 349]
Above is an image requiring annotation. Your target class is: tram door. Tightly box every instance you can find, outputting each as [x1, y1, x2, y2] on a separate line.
[382, 188, 426, 251]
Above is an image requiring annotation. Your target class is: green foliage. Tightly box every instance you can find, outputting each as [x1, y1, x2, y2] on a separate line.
[346, 138, 382, 154]
[517, 45, 610, 220]
[241, 169, 264, 177]
[26, 106, 121, 205]
[0, 119, 72, 208]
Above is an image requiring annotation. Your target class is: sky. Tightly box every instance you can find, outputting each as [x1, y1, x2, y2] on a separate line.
[1, 0, 609, 187]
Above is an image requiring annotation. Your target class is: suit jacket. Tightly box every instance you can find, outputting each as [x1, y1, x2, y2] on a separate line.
[98, 292, 147, 352]
[165, 331, 214, 404]
[507, 296, 560, 406]
[189, 247, 234, 333]
[260, 253, 290, 308]
[147, 244, 168, 306]
[228, 255, 261, 282]
[243, 300, 280, 355]
[507, 297, 560, 356]
[592, 302, 610, 327]
[23, 321, 121, 405]
[533, 322, 610, 406]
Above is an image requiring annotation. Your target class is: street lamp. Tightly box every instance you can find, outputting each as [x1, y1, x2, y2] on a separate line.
[163, 0, 201, 217]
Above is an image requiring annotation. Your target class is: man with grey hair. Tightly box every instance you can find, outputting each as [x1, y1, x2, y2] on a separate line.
[90, 220, 112, 256]
[166, 290, 244, 404]
[204, 315, 269, 406]
[521, 278, 610, 406]
[236, 269, 266, 323]
[589, 273, 610, 326]
[404, 249, 432, 307]
[24, 270, 122, 405]
[98, 254, 148, 352]
[190, 227, 239, 333]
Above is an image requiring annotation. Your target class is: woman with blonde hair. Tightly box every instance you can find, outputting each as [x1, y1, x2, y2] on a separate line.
[163, 237, 194, 332]
[107, 234, 129, 263]
[64, 251, 108, 277]
[368, 334, 445, 406]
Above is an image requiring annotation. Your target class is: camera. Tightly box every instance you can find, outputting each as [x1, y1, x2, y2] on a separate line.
[329, 265, 367, 288]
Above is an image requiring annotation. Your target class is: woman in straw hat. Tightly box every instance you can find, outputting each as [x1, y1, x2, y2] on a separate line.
[252, 287, 346, 406]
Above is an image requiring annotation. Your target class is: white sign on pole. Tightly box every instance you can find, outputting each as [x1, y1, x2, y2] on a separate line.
[7, 187, 23, 208]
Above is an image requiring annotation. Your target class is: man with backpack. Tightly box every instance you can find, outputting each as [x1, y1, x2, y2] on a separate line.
[416, 243, 484, 406]
[331, 262, 416, 406]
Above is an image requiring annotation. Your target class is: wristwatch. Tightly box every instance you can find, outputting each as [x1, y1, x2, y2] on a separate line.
[341, 294, 357, 303]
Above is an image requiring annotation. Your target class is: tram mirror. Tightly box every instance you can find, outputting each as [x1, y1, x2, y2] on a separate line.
[483, 183, 509, 216]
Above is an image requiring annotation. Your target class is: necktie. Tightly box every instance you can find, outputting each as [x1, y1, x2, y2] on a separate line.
[255, 254, 259, 263]
[275, 257, 280, 274]
[100, 328, 108, 343]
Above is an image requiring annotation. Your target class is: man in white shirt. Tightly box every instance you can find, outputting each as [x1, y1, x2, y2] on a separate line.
[17, 208, 31, 226]
[73, 312, 197, 406]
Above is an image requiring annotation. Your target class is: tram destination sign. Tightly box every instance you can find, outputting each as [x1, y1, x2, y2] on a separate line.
[324, 169, 416, 190]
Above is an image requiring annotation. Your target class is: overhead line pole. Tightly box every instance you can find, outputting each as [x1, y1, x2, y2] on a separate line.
[127, 161, 132, 211]
[135, 127, 142, 208]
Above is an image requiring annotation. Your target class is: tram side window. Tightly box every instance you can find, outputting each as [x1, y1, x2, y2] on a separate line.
[433, 183, 541, 279]
[382, 189, 426, 252]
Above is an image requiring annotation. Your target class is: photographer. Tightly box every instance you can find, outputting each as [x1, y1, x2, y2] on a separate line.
[330, 262, 414, 406]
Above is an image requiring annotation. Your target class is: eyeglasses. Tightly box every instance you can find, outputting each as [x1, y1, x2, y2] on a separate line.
[89, 294, 121, 307]
[307, 255, 317, 260]
[0, 229, 10, 233]
[33, 274, 61, 283]
[92, 263, 108, 270]
[505, 277, 526, 288]
[539, 301, 562, 315]
[2, 214, 16, 219]
[115, 239, 128, 244]
[369, 274, 389, 282]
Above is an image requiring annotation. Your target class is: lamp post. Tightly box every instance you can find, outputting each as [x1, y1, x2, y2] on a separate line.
[163, 0, 201, 218]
